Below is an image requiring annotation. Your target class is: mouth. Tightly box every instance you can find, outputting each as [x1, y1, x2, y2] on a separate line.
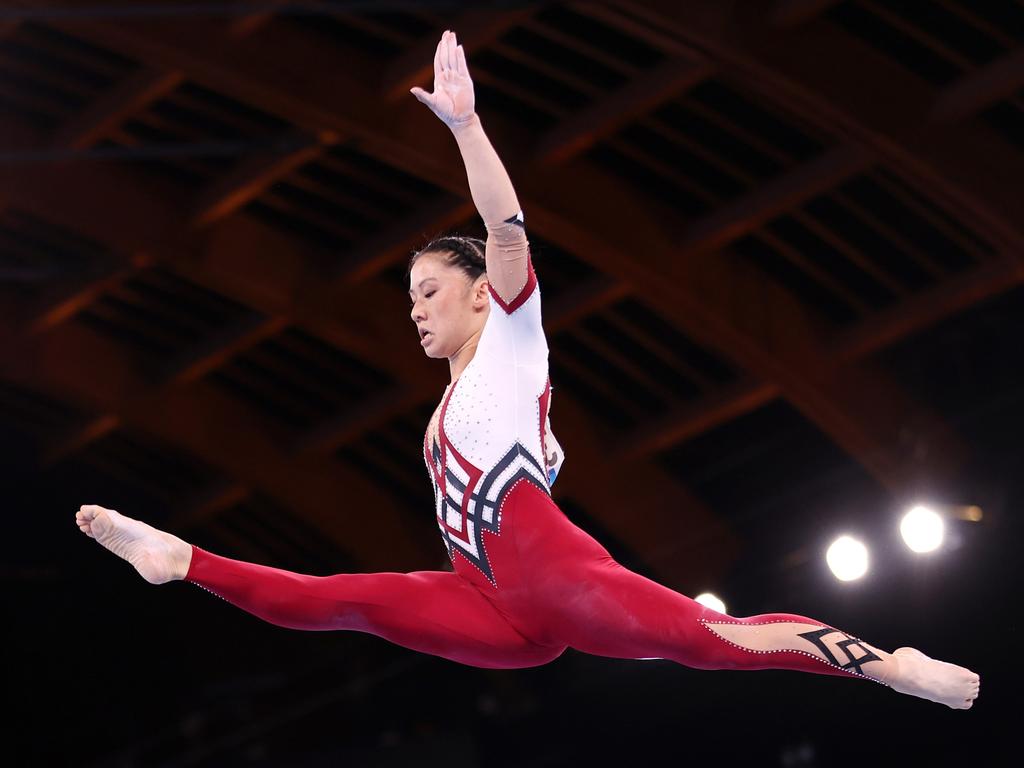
[419, 330, 434, 345]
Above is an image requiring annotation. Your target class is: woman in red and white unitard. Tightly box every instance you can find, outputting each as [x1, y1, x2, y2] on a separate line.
[76, 30, 978, 710]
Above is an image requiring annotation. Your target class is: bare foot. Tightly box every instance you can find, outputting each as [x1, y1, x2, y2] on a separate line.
[885, 647, 980, 710]
[76, 504, 192, 585]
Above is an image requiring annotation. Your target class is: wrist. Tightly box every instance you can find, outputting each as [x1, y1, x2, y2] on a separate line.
[449, 112, 481, 136]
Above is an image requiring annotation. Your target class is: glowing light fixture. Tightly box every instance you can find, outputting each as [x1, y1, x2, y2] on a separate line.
[694, 592, 727, 614]
[900, 505, 945, 553]
[826, 535, 869, 581]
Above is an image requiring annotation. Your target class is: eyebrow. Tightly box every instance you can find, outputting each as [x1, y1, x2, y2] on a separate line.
[408, 277, 438, 296]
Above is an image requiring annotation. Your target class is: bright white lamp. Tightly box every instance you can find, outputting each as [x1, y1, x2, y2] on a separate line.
[901, 505, 945, 553]
[694, 592, 727, 614]
[826, 535, 869, 581]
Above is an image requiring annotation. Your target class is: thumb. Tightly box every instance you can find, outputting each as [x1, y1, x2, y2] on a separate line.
[410, 87, 433, 106]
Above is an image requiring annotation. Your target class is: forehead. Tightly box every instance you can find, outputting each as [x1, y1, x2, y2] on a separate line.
[408, 252, 454, 287]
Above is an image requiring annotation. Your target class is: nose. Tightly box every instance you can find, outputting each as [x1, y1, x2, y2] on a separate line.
[410, 298, 424, 323]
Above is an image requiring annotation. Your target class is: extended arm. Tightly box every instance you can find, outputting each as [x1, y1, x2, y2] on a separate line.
[411, 30, 531, 306]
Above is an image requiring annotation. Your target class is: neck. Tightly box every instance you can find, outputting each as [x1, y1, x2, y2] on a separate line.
[448, 330, 482, 384]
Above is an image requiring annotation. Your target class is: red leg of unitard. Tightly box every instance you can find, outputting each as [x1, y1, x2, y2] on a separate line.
[536, 555, 881, 681]
[185, 480, 886, 686]
[505, 483, 884, 683]
[185, 546, 564, 670]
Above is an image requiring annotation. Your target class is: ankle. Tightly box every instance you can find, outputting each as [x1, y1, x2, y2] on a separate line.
[864, 645, 898, 685]
[175, 540, 194, 581]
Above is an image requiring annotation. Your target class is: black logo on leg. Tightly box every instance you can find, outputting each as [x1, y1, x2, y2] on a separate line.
[797, 628, 882, 675]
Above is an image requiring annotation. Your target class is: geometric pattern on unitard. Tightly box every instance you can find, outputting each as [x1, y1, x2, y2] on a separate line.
[698, 620, 888, 683]
[796, 627, 883, 676]
[429, 437, 550, 585]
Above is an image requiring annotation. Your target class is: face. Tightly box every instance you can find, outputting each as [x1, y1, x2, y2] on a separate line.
[409, 251, 489, 358]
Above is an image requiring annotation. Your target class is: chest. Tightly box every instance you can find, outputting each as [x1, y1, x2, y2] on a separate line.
[423, 366, 542, 474]
[425, 396, 444, 457]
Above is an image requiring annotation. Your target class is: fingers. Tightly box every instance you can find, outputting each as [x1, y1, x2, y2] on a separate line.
[434, 30, 462, 75]
[446, 30, 457, 72]
[415, 30, 466, 111]
[433, 32, 444, 80]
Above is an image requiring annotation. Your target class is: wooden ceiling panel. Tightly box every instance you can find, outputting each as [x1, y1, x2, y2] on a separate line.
[980, 90, 1024, 151]
[80, 425, 226, 512]
[5, 8, 1022, 759]
[540, 3, 668, 68]
[9, 9, 958, 501]
[1, 317, 432, 571]
[0, 378, 83, 451]
[731, 163, 999, 328]
[74, 265, 267, 378]
[241, 142, 449, 259]
[0, 208, 111, 285]
[284, 7, 429, 57]
[207, 491, 360, 575]
[2, 0, 1018, 592]
[210, 326, 393, 436]
[876, 283, 1024, 425]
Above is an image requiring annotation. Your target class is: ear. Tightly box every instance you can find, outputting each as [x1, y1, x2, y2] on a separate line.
[473, 275, 490, 308]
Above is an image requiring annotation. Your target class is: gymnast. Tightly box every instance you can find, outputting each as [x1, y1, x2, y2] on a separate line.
[76, 30, 979, 710]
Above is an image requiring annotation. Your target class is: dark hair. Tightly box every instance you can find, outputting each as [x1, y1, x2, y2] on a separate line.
[406, 235, 486, 285]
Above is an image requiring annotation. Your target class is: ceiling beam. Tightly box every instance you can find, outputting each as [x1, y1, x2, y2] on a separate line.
[191, 129, 339, 227]
[0, 318, 431, 573]
[611, 0, 1024, 253]
[33, 9, 465, 188]
[225, 0, 292, 39]
[295, 274, 630, 458]
[769, 0, 842, 28]
[4, 145, 717, 589]
[18, 7, 976, 540]
[7, 141, 730, 588]
[618, 251, 1024, 463]
[550, 388, 739, 590]
[332, 194, 476, 285]
[12, 15, 737, 585]
[930, 47, 1024, 124]
[522, 159, 966, 492]
[2, 155, 438, 571]
[50, 68, 184, 150]
[679, 144, 873, 257]
[834, 257, 1024, 364]
[617, 379, 778, 463]
[382, 7, 539, 101]
[536, 56, 713, 165]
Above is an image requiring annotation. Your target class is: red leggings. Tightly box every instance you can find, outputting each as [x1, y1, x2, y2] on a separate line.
[186, 480, 879, 679]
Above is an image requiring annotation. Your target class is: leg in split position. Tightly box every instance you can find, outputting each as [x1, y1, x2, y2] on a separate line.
[75, 504, 562, 669]
[75, 504, 979, 708]
[537, 552, 980, 709]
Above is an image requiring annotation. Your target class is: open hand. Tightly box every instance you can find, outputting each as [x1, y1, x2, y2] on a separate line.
[410, 29, 476, 129]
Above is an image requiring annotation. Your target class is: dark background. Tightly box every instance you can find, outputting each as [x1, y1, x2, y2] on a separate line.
[2, 1, 1020, 765]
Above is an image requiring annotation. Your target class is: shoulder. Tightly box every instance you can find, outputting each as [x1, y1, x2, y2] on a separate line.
[487, 251, 538, 315]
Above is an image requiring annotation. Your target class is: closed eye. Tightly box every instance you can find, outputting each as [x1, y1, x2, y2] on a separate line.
[411, 291, 436, 306]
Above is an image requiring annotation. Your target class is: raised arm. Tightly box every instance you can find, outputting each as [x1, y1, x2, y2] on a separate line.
[411, 30, 532, 309]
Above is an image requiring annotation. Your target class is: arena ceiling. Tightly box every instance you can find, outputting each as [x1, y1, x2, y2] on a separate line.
[5, 1, 1020, 765]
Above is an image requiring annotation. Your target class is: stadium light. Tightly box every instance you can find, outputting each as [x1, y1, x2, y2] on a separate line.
[826, 535, 869, 581]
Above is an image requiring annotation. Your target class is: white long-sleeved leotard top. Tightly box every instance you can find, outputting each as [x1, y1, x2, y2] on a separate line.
[422, 250, 564, 584]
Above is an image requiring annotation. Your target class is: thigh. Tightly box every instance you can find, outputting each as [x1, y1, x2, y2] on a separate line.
[532, 555, 714, 662]
[187, 547, 564, 669]
[298, 569, 565, 669]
